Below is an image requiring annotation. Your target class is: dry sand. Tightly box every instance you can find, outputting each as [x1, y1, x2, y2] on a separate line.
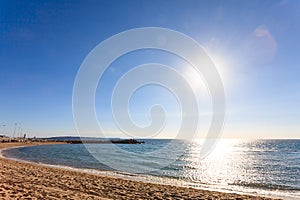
[0, 142, 280, 200]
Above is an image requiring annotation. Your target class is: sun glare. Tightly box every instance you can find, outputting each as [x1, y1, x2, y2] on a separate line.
[182, 67, 207, 92]
[209, 53, 231, 88]
[181, 53, 229, 94]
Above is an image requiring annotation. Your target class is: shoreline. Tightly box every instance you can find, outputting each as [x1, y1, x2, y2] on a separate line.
[0, 142, 281, 199]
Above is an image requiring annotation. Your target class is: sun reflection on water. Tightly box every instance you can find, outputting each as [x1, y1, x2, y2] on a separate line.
[183, 139, 250, 187]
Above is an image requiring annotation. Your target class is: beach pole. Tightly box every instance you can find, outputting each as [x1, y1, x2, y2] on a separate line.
[0, 125, 6, 140]
[20, 128, 23, 138]
[12, 123, 17, 138]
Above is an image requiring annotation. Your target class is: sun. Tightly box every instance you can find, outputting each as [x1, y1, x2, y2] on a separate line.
[182, 67, 207, 92]
[180, 52, 229, 94]
[208, 52, 230, 88]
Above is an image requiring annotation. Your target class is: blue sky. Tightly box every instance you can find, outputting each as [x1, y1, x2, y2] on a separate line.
[0, 0, 299, 138]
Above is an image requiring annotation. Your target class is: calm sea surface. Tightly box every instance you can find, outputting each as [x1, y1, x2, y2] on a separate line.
[3, 139, 300, 199]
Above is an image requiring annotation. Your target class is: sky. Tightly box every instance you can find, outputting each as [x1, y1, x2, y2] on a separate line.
[0, 0, 299, 139]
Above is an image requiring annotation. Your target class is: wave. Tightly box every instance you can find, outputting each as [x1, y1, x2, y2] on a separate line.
[230, 181, 300, 191]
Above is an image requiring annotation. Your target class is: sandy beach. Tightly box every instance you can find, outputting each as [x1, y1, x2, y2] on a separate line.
[0, 142, 280, 200]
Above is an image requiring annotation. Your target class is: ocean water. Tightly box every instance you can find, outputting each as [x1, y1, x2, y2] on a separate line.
[3, 139, 300, 199]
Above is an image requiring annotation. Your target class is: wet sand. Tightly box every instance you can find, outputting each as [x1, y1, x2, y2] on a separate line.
[0, 142, 280, 199]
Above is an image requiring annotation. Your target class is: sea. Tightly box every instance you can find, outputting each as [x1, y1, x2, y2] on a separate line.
[2, 139, 300, 199]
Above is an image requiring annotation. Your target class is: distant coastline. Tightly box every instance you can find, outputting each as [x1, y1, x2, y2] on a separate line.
[0, 136, 144, 144]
